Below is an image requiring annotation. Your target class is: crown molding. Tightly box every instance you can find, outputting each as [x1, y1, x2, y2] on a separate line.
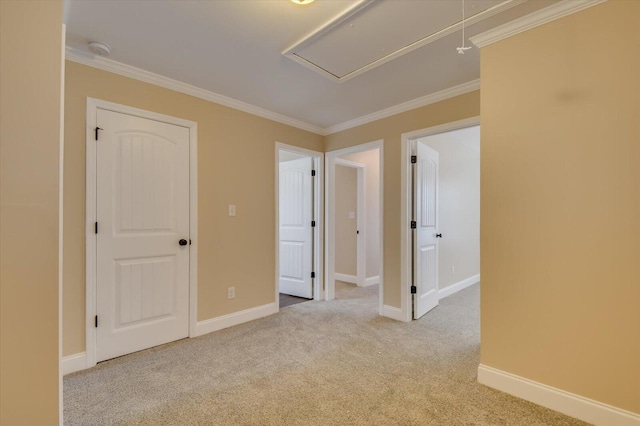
[66, 47, 480, 137]
[324, 79, 480, 135]
[470, 0, 607, 48]
[65, 47, 325, 135]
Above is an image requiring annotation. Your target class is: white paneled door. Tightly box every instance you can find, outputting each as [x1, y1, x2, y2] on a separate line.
[413, 142, 440, 319]
[96, 109, 190, 362]
[279, 157, 313, 299]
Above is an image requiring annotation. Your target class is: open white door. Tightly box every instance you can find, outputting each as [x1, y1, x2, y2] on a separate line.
[279, 157, 313, 299]
[95, 109, 190, 362]
[413, 142, 440, 319]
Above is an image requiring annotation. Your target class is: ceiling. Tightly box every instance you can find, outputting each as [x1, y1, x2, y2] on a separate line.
[64, 0, 557, 133]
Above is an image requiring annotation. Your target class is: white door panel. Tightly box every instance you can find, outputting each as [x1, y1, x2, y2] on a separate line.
[279, 157, 313, 299]
[96, 109, 190, 362]
[414, 142, 439, 319]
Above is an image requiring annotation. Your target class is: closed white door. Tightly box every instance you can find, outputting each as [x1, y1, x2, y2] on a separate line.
[96, 109, 190, 362]
[413, 142, 440, 319]
[279, 157, 313, 299]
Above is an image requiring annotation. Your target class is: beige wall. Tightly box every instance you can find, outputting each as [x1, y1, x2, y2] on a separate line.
[335, 165, 358, 276]
[419, 126, 479, 290]
[325, 92, 480, 307]
[64, 61, 323, 356]
[342, 149, 381, 280]
[480, 1, 640, 413]
[0, 1, 63, 423]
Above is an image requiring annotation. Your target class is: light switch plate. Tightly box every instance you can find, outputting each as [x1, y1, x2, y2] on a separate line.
[228, 205, 236, 216]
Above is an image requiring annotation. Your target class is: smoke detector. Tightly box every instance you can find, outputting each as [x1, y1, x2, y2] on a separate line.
[88, 41, 111, 56]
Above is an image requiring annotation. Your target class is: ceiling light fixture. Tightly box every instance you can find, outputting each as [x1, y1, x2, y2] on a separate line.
[290, 0, 315, 5]
[456, 0, 472, 55]
[88, 41, 111, 56]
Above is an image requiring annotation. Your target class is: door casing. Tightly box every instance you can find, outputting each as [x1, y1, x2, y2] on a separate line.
[400, 116, 479, 322]
[325, 139, 383, 315]
[275, 142, 324, 305]
[85, 98, 198, 368]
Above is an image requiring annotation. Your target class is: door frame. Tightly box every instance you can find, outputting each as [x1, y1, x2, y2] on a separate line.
[325, 139, 383, 314]
[275, 142, 324, 305]
[333, 158, 366, 287]
[400, 116, 479, 322]
[85, 98, 198, 368]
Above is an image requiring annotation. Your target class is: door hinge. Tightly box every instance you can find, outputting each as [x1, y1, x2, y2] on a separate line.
[95, 127, 103, 141]
[311, 220, 316, 228]
[311, 272, 316, 279]
[95, 315, 98, 327]
[411, 155, 417, 164]
[411, 221, 417, 229]
[411, 286, 417, 294]
[311, 170, 316, 177]
[95, 222, 98, 234]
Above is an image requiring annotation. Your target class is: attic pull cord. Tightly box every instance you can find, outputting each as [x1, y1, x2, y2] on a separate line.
[457, 0, 472, 54]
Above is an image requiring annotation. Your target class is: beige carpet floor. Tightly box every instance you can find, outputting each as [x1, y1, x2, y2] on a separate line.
[64, 282, 587, 425]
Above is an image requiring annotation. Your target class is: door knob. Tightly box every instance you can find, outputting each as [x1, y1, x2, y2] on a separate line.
[435, 233, 442, 238]
[179, 239, 188, 246]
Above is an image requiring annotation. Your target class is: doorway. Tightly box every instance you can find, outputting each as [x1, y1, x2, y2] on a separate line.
[333, 158, 365, 287]
[275, 143, 323, 307]
[85, 98, 198, 366]
[325, 140, 383, 313]
[401, 117, 480, 321]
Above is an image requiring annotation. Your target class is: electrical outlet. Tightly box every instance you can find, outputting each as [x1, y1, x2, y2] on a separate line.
[228, 205, 236, 216]
[451, 265, 455, 276]
[228, 287, 235, 299]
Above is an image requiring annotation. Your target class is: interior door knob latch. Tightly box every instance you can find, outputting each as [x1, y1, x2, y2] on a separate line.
[435, 233, 443, 238]
[179, 239, 188, 246]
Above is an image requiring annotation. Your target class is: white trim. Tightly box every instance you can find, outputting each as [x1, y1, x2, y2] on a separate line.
[275, 143, 324, 303]
[438, 274, 480, 299]
[62, 352, 88, 376]
[189, 122, 199, 339]
[478, 364, 640, 426]
[195, 303, 278, 337]
[364, 275, 380, 287]
[66, 47, 324, 136]
[334, 273, 357, 284]
[283, 1, 523, 83]
[325, 140, 383, 315]
[59, 23, 66, 426]
[85, 98, 198, 368]
[470, 0, 607, 48]
[324, 80, 480, 135]
[66, 47, 480, 137]
[85, 101, 97, 368]
[382, 305, 407, 322]
[401, 117, 481, 323]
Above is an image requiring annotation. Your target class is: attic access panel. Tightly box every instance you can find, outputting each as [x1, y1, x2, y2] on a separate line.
[283, 0, 522, 82]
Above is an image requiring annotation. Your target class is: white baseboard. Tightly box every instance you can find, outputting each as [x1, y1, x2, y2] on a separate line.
[438, 274, 480, 299]
[382, 305, 407, 322]
[363, 275, 380, 287]
[62, 352, 88, 375]
[478, 364, 640, 426]
[195, 302, 278, 337]
[334, 273, 357, 284]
